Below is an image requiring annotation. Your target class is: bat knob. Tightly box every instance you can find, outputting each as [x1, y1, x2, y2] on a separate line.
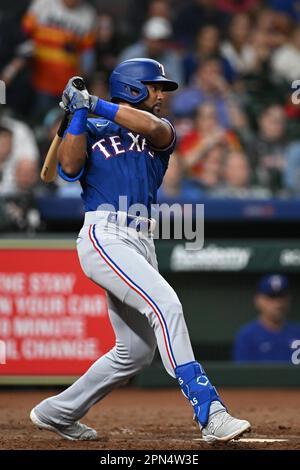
[71, 76, 86, 91]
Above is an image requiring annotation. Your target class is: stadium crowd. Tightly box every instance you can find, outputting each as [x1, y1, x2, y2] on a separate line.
[1, 0, 300, 231]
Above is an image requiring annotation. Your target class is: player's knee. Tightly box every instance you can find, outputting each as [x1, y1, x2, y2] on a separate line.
[138, 348, 156, 369]
[110, 342, 130, 366]
[155, 287, 183, 314]
[130, 343, 156, 371]
[147, 294, 184, 328]
[114, 341, 155, 370]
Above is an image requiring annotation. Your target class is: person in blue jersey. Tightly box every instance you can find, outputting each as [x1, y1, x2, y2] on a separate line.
[233, 274, 300, 362]
[30, 58, 251, 442]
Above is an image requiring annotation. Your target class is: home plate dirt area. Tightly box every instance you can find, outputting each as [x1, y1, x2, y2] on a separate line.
[1, 388, 300, 450]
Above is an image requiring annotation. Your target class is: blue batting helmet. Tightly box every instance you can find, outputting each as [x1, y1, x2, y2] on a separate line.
[109, 58, 178, 104]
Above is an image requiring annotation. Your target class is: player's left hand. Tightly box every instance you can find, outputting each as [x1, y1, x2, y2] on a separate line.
[61, 76, 90, 113]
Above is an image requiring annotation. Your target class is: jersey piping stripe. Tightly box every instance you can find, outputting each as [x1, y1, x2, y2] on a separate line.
[88, 224, 177, 370]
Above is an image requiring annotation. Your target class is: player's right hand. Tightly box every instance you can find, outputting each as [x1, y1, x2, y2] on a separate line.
[62, 76, 90, 113]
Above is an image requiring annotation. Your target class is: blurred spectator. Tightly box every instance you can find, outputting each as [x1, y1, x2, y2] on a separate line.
[193, 142, 224, 191]
[125, 0, 172, 42]
[118, 16, 183, 86]
[94, 13, 125, 81]
[248, 27, 273, 75]
[246, 105, 289, 193]
[4, 158, 41, 233]
[171, 58, 241, 124]
[272, 11, 292, 48]
[255, 8, 290, 49]
[0, 122, 40, 232]
[148, 0, 172, 20]
[217, 0, 261, 14]
[267, 0, 300, 21]
[14, 158, 38, 192]
[233, 274, 300, 362]
[211, 150, 271, 198]
[179, 139, 226, 193]
[217, 151, 252, 195]
[238, 9, 290, 112]
[173, 0, 229, 47]
[240, 25, 287, 122]
[0, 126, 13, 189]
[157, 152, 204, 202]
[221, 14, 256, 75]
[271, 26, 300, 82]
[0, 111, 39, 195]
[283, 141, 300, 195]
[182, 25, 236, 85]
[178, 102, 241, 181]
[0, 2, 33, 117]
[22, 0, 97, 121]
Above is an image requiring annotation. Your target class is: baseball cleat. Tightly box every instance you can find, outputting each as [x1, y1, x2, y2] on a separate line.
[201, 410, 251, 443]
[30, 408, 98, 441]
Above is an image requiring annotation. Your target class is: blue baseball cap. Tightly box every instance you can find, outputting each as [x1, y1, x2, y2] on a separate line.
[256, 274, 289, 297]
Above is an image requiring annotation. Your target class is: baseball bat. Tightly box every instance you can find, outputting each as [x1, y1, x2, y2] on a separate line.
[40, 77, 86, 183]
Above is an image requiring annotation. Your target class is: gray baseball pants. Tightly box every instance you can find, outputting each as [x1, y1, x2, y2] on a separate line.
[35, 211, 195, 425]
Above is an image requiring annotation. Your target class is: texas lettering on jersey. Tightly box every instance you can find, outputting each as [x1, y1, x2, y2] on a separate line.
[58, 117, 176, 213]
[91, 132, 155, 160]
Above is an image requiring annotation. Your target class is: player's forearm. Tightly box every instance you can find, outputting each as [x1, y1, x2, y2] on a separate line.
[58, 109, 87, 176]
[58, 134, 86, 176]
[115, 105, 171, 147]
[92, 98, 172, 148]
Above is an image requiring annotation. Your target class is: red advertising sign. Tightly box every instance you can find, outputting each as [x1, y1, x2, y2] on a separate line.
[0, 249, 115, 375]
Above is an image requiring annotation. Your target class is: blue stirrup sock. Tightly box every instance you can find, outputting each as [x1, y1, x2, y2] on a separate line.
[67, 108, 88, 135]
[175, 361, 226, 428]
[93, 98, 119, 121]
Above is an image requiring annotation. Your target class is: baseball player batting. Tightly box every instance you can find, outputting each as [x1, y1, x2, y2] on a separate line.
[30, 58, 251, 442]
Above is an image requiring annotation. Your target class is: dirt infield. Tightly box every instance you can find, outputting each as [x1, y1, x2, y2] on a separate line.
[0, 387, 300, 450]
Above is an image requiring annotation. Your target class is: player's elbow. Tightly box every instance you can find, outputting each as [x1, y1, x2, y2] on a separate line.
[148, 120, 162, 136]
[58, 153, 83, 177]
[147, 120, 172, 149]
[60, 162, 82, 177]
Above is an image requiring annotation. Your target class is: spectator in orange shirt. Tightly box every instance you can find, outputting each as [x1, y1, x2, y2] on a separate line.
[22, 0, 97, 121]
[178, 102, 241, 182]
